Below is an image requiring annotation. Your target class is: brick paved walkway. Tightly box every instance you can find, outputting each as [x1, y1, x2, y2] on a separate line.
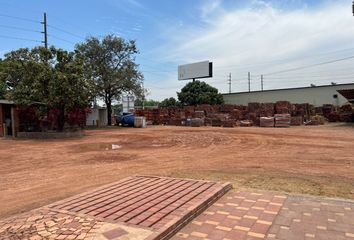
[1, 177, 354, 240]
[0, 176, 231, 240]
[267, 195, 354, 240]
[172, 191, 354, 240]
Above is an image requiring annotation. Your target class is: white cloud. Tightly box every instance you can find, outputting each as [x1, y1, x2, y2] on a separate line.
[146, 0, 354, 100]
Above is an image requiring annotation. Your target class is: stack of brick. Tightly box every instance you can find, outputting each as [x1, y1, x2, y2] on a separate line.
[190, 118, 204, 127]
[184, 106, 195, 118]
[222, 119, 235, 128]
[275, 101, 291, 114]
[339, 104, 354, 122]
[248, 102, 261, 126]
[322, 104, 335, 119]
[274, 114, 291, 127]
[195, 104, 215, 116]
[260, 103, 275, 117]
[305, 115, 326, 125]
[193, 110, 205, 118]
[240, 120, 253, 127]
[230, 109, 242, 120]
[290, 116, 303, 126]
[248, 102, 261, 114]
[327, 112, 340, 122]
[219, 104, 235, 113]
[248, 112, 260, 126]
[260, 117, 275, 127]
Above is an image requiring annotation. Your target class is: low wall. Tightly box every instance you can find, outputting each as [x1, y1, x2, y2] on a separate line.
[17, 130, 84, 139]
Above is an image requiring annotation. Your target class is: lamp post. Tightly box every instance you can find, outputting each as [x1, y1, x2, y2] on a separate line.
[353, 1, 354, 16]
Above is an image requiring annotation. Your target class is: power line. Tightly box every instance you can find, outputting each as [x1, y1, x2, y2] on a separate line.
[0, 24, 42, 33]
[0, 34, 41, 43]
[264, 55, 354, 76]
[47, 24, 85, 40]
[48, 34, 76, 44]
[0, 13, 40, 23]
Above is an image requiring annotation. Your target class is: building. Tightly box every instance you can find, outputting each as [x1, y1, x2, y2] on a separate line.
[0, 100, 19, 137]
[86, 107, 108, 127]
[222, 83, 354, 107]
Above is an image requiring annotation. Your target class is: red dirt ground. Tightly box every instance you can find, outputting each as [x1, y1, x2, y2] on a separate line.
[0, 124, 353, 219]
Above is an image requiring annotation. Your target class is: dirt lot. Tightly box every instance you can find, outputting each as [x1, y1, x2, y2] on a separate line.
[1, 124, 354, 219]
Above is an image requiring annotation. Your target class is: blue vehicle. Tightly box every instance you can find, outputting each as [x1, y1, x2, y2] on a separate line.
[116, 112, 135, 127]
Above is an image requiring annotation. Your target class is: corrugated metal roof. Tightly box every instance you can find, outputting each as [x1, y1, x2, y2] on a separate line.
[337, 89, 354, 103]
[222, 83, 354, 95]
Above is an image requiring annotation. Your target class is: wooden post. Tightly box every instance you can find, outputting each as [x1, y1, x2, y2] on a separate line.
[11, 106, 19, 138]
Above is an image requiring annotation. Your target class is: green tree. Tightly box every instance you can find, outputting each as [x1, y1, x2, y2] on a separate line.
[76, 35, 143, 125]
[160, 97, 178, 107]
[177, 80, 224, 106]
[0, 60, 6, 99]
[0, 80, 5, 99]
[0, 47, 94, 131]
[135, 99, 160, 107]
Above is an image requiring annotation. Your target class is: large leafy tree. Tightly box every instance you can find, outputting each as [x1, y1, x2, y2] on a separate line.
[0, 60, 6, 99]
[177, 80, 224, 106]
[0, 47, 94, 131]
[76, 35, 143, 125]
[160, 97, 178, 107]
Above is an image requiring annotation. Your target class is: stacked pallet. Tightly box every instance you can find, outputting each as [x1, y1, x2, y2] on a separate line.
[248, 102, 261, 113]
[291, 116, 303, 126]
[322, 104, 335, 119]
[327, 112, 340, 122]
[275, 101, 291, 114]
[230, 109, 242, 120]
[260, 103, 275, 117]
[193, 110, 205, 118]
[274, 114, 291, 127]
[339, 104, 354, 122]
[220, 104, 235, 113]
[190, 118, 204, 127]
[260, 117, 274, 127]
[222, 119, 235, 128]
[248, 112, 260, 126]
[240, 120, 253, 127]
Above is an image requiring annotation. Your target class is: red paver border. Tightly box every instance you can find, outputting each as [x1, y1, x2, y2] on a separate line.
[146, 181, 232, 240]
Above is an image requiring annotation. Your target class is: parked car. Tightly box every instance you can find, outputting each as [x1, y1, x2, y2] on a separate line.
[116, 112, 135, 127]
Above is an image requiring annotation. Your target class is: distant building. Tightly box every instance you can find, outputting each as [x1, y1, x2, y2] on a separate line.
[0, 100, 19, 137]
[222, 83, 354, 107]
[86, 107, 108, 127]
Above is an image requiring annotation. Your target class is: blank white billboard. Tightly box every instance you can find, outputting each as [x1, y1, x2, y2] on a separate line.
[178, 61, 213, 80]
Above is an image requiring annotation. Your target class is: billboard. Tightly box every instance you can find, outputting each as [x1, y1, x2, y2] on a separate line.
[178, 61, 213, 80]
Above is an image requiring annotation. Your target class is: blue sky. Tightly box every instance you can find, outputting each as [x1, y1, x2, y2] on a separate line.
[1, 0, 354, 101]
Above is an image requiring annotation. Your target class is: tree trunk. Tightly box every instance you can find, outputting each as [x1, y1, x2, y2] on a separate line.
[105, 96, 112, 126]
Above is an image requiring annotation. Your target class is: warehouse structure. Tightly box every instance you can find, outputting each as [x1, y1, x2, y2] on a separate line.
[222, 83, 354, 107]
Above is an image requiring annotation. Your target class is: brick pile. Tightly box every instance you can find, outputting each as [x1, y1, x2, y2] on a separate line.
[274, 114, 291, 127]
[339, 104, 354, 122]
[134, 102, 353, 128]
[260, 117, 275, 127]
[275, 101, 291, 114]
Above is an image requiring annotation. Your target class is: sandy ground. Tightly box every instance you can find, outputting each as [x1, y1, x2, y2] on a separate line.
[0, 124, 354, 219]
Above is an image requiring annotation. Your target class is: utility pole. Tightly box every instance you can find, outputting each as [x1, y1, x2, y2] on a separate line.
[41, 12, 48, 49]
[352, 1, 354, 16]
[261, 75, 264, 91]
[228, 73, 232, 93]
[248, 72, 251, 92]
